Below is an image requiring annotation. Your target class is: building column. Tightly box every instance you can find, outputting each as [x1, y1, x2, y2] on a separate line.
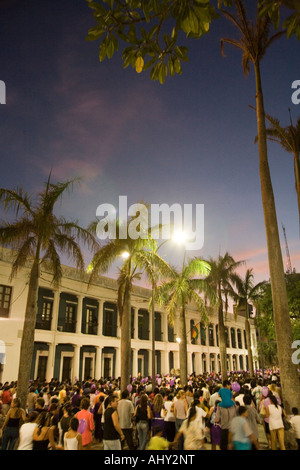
[160, 350, 168, 376]
[162, 312, 168, 343]
[188, 351, 193, 376]
[174, 351, 180, 372]
[73, 344, 80, 382]
[229, 354, 233, 373]
[97, 300, 103, 337]
[132, 348, 138, 379]
[76, 295, 84, 334]
[52, 289, 60, 332]
[213, 353, 218, 373]
[46, 342, 55, 382]
[115, 347, 121, 378]
[95, 346, 102, 379]
[133, 307, 138, 340]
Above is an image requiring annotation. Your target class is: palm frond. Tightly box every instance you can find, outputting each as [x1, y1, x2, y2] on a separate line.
[220, 37, 244, 57]
[189, 290, 208, 323]
[221, 0, 285, 70]
[0, 187, 33, 216]
[58, 218, 100, 254]
[40, 176, 81, 215]
[42, 238, 63, 286]
[88, 238, 124, 277]
[183, 257, 211, 279]
[10, 236, 36, 280]
[0, 218, 36, 248]
[50, 231, 85, 273]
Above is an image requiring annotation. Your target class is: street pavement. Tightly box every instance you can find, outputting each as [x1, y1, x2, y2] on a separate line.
[91, 423, 270, 451]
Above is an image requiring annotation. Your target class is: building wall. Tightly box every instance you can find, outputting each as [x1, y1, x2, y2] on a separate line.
[0, 247, 259, 383]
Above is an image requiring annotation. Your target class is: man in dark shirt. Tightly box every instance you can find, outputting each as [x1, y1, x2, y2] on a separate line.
[103, 394, 125, 450]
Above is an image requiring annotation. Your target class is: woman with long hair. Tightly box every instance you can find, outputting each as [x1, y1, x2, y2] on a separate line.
[133, 393, 151, 450]
[173, 389, 188, 450]
[32, 411, 62, 450]
[172, 401, 205, 450]
[1, 397, 26, 450]
[266, 394, 287, 450]
[150, 393, 165, 437]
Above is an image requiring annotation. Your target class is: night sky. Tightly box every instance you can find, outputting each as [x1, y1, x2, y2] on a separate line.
[0, 0, 299, 288]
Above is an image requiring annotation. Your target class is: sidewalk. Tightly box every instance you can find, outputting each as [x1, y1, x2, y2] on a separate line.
[91, 423, 269, 451]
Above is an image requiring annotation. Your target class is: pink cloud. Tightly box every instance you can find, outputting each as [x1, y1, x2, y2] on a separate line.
[44, 55, 167, 182]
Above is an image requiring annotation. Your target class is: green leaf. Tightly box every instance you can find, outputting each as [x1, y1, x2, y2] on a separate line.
[86, 26, 104, 41]
[173, 57, 182, 74]
[158, 62, 167, 84]
[143, 57, 156, 71]
[106, 37, 115, 58]
[168, 55, 174, 76]
[99, 41, 107, 62]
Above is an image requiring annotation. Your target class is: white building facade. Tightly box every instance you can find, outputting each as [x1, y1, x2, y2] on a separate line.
[0, 247, 259, 384]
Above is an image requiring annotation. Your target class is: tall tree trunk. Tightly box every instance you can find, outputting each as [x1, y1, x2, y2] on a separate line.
[218, 294, 227, 382]
[120, 278, 131, 392]
[17, 259, 40, 410]
[179, 305, 187, 386]
[255, 61, 300, 412]
[151, 281, 156, 392]
[293, 152, 300, 235]
[245, 306, 254, 377]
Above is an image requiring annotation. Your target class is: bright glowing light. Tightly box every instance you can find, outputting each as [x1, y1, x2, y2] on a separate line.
[176, 337, 181, 344]
[173, 231, 187, 244]
[121, 251, 130, 259]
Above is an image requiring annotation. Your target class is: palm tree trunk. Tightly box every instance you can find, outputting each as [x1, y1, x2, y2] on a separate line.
[244, 307, 254, 377]
[255, 61, 300, 412]
[218, 296, 227, 382]
[17, 259, 40, 410]
[151, 281, 156, 392]
[179, 305, 187, 386]
[120, 277, 131, 392]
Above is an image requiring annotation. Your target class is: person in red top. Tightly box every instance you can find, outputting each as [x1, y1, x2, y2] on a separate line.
[1, 386, 12, 416]
[75, 397, 94, 450]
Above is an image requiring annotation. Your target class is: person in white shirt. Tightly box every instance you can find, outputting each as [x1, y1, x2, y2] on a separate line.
[201, 385, 210, 403]
[290, 407, 300, 451]
[117, 390, 135, 450]
[265, 394, 286, 450]
[209, 386, 221, 408]
[163, 394, 176, 442]
[234, 393, 245, 406]
[187, 398, 208, 432]
[17, 411, 38, 450]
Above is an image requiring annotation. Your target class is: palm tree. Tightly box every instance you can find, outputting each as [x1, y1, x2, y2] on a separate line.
[206, 252, 244, 381]
[0, 175, 97, 409]
[258, 111, 300, 234]
[134, 243, 173, 392]
[157, 256, 213, 386]
[88, 216, 160, 392]
[220, 0, 300, 413]
[232, 268, 266, 377]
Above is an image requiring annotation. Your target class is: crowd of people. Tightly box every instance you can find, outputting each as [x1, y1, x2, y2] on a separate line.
[0, 370, 300, 451]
